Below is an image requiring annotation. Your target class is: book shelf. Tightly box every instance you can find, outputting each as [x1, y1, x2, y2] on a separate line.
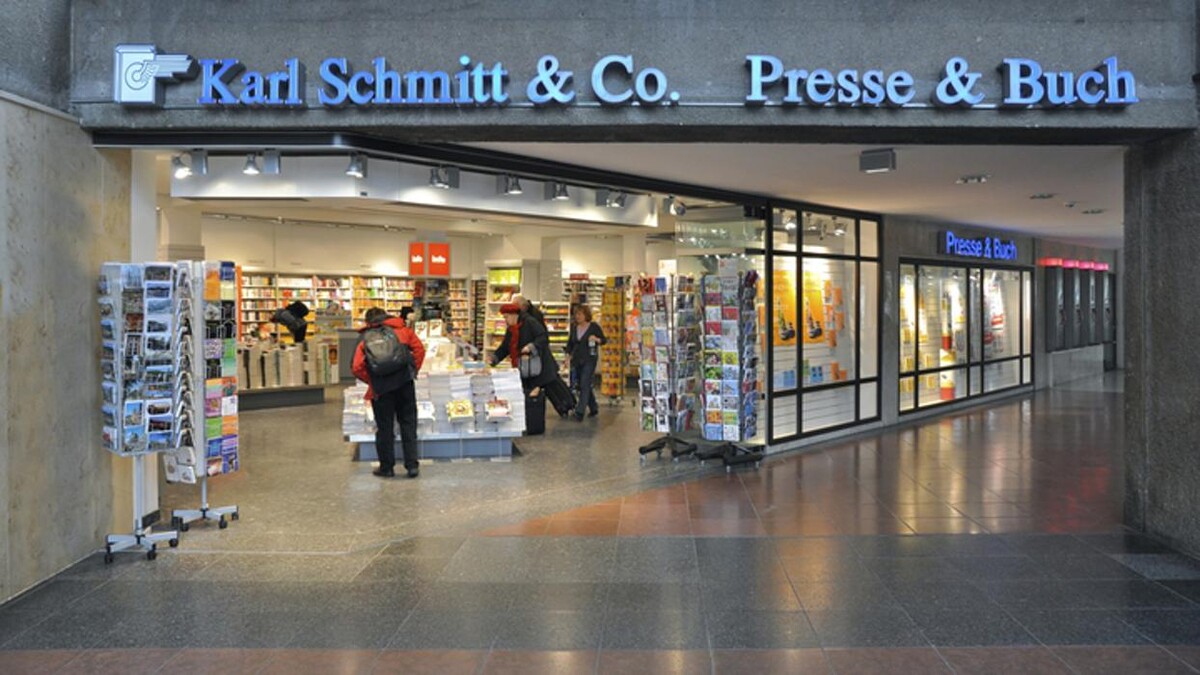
[541, 301, 571, 352]
[599, 276, 627, 398]
[384, 277, 416, 315]
[562, 276, 604, 319]
[485, 267, 522, 354]
[472, 279, 488, 352]
[447, 279, 471, 335]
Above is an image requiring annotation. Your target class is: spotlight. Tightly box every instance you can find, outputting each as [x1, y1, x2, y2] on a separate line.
[262, 149, 282, 175]
[544, 181, 571, 201]
[955, 174, 989, 185]
[859, 148, 896, 174]
[430, 166, 460, 189]
[172, 155, 191, 179]
[783, 213, 797, 231]
[663, 195, 686, 216]
[345, 153, 366, 179]
[242, 153, 261, 176]
[497, 174, 523, 195]
[604, 190, 627, 208]
[833, 223, 848, 236]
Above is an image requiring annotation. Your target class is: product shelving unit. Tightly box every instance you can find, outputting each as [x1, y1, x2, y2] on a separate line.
[314, 274, 353, 312]
[636, 275, 701, 461]
[599, 276, 628, 400]
[472, 278, 488, 352]
[485, 266, 522, 353]
[563, 276, 604, 319]
[541, 301, 572, 353]
[447, 279, 471, 334]
[700, 270, 761, 444]
[238, 273, 279, 338]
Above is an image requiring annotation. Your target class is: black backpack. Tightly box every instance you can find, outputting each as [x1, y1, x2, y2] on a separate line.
[362, 325, 414, 380]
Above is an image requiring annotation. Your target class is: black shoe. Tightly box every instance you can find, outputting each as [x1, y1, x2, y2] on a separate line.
[406, 467, 420, 479]
[588, 410, 598, 418]
[373, 468, 395, 478]
[573, 413, 584, 422]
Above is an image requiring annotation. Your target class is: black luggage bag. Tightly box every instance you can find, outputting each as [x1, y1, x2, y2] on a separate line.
[544, 375, 577, 418]
[525, 389, 547, 435]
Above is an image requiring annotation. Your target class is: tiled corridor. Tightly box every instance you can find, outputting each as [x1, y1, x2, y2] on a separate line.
[3, 376, 1200, 673]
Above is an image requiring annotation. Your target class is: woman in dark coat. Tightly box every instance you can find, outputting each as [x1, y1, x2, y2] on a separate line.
[564, 305, 606, 420]
[490, 303, 557, 434]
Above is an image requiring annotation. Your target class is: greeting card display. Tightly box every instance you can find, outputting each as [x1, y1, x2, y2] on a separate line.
[700, 270, 760, 442]
[637, 275, 700, 434]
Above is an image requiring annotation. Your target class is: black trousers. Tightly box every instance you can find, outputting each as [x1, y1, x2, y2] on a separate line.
[571, 361, 599, 417]
[372, 380, 418, 472]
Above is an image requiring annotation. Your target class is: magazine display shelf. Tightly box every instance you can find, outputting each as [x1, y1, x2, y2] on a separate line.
[635, 275, 701, 462]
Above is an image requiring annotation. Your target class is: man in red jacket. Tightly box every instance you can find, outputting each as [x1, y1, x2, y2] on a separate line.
[352, 308, 426, 478]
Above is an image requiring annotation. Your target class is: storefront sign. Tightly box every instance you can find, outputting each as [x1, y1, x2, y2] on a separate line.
[113, 44, 1138, 111]
[428, 242, 450, 276]
[941, 231, 1018, 261]
[408, 242, 426, 275]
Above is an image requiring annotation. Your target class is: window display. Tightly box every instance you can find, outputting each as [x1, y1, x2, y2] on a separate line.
[899, 260, 1033, 412]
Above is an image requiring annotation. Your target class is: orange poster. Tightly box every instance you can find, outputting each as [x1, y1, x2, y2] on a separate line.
[771, 268, 797, 346]
[801, 271, 827, 345]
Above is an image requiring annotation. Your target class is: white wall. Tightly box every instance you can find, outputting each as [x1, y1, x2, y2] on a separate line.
[561, 236, 625, 276]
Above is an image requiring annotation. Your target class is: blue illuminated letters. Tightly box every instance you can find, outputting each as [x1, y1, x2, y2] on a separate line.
[943, 231, 1018, 261]
[745, 55, 914, 107]
[1001, 56, 1137, 107]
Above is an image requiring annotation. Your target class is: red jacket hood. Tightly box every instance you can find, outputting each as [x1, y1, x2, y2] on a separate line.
[358, 317, 407, 333]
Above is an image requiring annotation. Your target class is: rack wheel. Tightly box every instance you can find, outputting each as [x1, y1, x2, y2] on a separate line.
[218, 516, 228, 530]
[168, 538, 179, 548]
[104, 551, 114, 565]
[147, 547, 157, 561]
[180, 521, 190, 532]
[231, 511, 239, 521]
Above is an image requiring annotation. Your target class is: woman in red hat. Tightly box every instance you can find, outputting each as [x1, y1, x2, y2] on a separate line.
[491, 302, 557, 435]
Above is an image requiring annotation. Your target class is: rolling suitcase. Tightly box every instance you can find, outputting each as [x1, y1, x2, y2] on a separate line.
[525, 389, 546, 435]
[545, 375, 577, 418]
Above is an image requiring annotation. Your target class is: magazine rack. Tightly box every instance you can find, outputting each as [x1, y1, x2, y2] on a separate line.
[634, 275, 702, 463]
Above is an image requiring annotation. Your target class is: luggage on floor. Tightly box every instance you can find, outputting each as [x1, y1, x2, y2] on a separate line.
[544, 375, 577, 418]
[525, 389, 546, 435]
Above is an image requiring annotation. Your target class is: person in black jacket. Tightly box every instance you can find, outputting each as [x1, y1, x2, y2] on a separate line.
[491, 303, 557, 434]
[564, 305, 606, 421]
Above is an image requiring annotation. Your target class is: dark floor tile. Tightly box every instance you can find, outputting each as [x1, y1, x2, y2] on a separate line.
[1075, 532, 1175, 555]
[774, 537, 858, 559]
[937, 646, 1072, 674]
[706, 611, 819, 649]
[354, 556, 452, 584]
[1113, 553, 1200, 580]
[601, 649, 712, 675]
[806, 608, 929, 648]
[695, 537, 780, 569]
[999, 534, 1101, 557]
[862, 557, 969, 586]
[380, 537, 466, 558]
[1072, 580, 1198, 609]
[1036, 554, 1146, 580]
[388, 610, 504, 649]
[601, 610, 709, 649]
[701, 578, 802, 611]
[946, 555, 1052, 581]
[0, 650, 81, 673]
[1010, 608, 1152, 646]
[0, 580, 103, 617]
[612, 538, 700, 583]
[0, 611, 44, 648]
[823, 646, 949, 674]
[1118, 610, 1200, 646]
[414, 582, 523, 612]
[438, 538, 542, 582]
[1163, 581, 1200, 605]
[1165, 646, 1200, 671]
[525, 538, 618, 583]
[286, 611, 407, 649]
[1052, 645, 1195, 674]
[191, 554, 292, 582]
[104, 609, 314, 649]
[606, 583, 704, 613]
[888, 581, 997, 613]
[711, 648, 830, 674]
[492, 610, 604, 650]
[508, 582, 609, 612]
[780, 556, 878, 584]
[912, 608, 1037, 647]
[1, 607, 110, 650]
[790, 579, 901, 611]
[373, 649, 487, 674]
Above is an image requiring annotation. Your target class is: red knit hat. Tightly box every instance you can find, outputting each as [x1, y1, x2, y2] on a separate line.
[499, 303, 521, 315]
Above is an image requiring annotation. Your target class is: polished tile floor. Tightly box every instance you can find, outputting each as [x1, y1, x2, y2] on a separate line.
[4, 374, 1200, 673]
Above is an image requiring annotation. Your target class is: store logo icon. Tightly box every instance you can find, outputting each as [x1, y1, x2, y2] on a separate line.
[114, 44, 198, 105]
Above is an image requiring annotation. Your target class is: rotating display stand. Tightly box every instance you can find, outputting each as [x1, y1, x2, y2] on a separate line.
[635, 275, 701, 462]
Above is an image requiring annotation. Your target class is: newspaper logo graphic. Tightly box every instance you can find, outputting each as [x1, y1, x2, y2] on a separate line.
[114, 44, 198, 105]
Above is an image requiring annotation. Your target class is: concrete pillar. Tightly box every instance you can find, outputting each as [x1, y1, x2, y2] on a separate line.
[1124, 132, 1200, 556]
[158, 205, 205, 261]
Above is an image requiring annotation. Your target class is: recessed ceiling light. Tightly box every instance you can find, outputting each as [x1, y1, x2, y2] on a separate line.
[1029, 193, 1056, 200]
[955, 174, 989, 185]
[1081, 208, 1106, 215]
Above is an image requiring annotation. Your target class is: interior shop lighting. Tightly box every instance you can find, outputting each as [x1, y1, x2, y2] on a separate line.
[172, 150, 209, 179]
[833, 222, 848, 236]
[497, 174, 523, 195]
[663, 195, 687, 216]
[172, 155, 191, 179]
[1029, 193, 1056, 200]
[1081, 208, 1106, 215]
[262, 149, 282, 175]
[607, 191, 628, 208]
[1038, 257, 1065, 267]
[955, 174, 990, 185]
[783, 213, 797, 231]
[242, 153, 261, 176]
[429, 166, 460, 189]
[544, 181, 571, 201]
[345, 153, 366, 179]
[859, 148, 897, 174]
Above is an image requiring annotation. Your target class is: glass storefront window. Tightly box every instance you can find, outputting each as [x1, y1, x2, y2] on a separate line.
[801, 257, 856, 386]
[899, 261, 1033, 414]
[859, 381, 878, 420]
[801, 212, 856, 255]
[770, 256, 798, 391]
[899, 265, 917, 374]
[917, 266, 968, 370]
[773, 209, 798, 252]
[675, 206, 765, 250]
[860, 262, 879, 379]
[983, 269, 1022, 361]
[772, 394, 797, 440]
[803, 385, 856, 433]
[859, 220, 879, 258]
